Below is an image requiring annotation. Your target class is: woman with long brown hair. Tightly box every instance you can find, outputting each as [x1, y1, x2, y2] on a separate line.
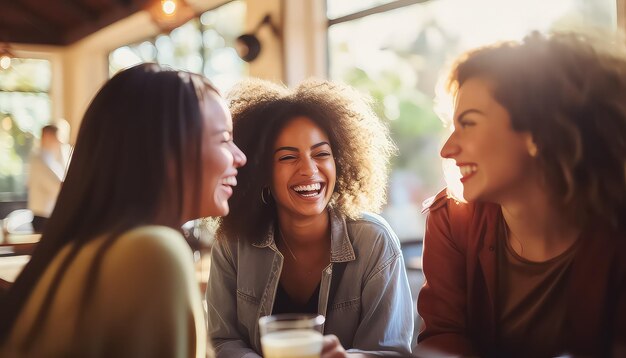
[0, 63, 246, 357]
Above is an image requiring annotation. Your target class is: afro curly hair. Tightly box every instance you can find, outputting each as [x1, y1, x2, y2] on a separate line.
[217, 78, 396, 242]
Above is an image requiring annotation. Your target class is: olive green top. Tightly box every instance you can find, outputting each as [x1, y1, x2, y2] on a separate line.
[1, 226, 210, 358]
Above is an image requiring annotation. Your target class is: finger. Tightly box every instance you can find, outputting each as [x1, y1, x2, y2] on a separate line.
[321, 334, 340, 353]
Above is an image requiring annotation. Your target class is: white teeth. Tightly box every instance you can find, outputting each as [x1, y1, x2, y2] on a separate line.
[293, 183, 321, 192]
[460, 165, 477, 177]
[221, 176, 237, 186]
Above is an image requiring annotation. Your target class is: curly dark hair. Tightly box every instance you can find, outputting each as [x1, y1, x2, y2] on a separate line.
[218, 78, 396, 241]
[446, 31, 626, 230]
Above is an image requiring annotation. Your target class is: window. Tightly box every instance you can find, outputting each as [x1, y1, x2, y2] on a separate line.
[109, 0, 247, 92]
[327, 0, 617, 241]
[0, 58, 52, 202]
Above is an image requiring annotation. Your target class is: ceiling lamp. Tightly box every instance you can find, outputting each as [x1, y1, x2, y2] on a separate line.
[148, 0, 196, 32]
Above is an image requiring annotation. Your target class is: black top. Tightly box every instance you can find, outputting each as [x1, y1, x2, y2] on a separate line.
[272, 282, 321, 315]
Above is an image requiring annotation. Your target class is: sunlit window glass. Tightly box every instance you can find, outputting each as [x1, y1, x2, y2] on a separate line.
[0, 58, 52, 201]
[327, 0, 616, 241]
[201, 0, 247, 91]
[109, 0, 247, 93]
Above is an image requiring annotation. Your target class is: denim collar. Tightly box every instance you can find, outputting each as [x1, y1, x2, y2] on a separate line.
[252, 208, 356, 263]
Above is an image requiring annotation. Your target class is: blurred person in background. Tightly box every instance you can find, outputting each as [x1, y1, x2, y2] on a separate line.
[207, 78, 413, 357]
[0, 63, 246, 357]
[418, 31, 626, 357]
[27, 124, 71, 233]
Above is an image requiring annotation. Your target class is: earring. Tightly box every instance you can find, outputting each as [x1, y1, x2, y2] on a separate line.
[525, 135, 538, 158]
[261, 187, 271, 205]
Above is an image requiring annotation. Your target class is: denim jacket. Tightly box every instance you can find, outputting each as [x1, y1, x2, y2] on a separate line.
[206, 209, 414, 357]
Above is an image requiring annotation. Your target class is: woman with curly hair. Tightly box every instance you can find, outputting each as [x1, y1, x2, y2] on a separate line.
[418, 31, 626, 357]
[207, 79, 413, 357]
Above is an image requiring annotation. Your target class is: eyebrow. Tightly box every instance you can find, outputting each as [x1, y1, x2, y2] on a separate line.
[456, 109, 485, 121]
[274, 141, 331, 154]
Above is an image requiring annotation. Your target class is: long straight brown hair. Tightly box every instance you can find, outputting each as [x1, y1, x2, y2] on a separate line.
[0, 64, 217, 345]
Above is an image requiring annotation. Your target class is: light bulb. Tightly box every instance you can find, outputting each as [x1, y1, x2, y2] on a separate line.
[0, 55, 10, 70]
[162, 0, 176, 15]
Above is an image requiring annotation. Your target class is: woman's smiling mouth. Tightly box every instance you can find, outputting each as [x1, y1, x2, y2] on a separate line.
[459, 164, 477, 182]
[291, 182, 325, 198]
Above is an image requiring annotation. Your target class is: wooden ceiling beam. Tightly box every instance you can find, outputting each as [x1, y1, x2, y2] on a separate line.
[0, 0, 154, 45]
[0, 0, 62, 43]
[0, 31, 60, 46]
[117, 0, 136, 6]
[62, 0, 100, 22]
[62, 0, 149, 45]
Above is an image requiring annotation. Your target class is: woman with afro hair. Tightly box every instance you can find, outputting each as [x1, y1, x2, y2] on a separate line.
[207, 78, 414, 357]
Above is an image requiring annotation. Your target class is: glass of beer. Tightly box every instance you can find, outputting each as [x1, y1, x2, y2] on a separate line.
[259, 314, 325, 358]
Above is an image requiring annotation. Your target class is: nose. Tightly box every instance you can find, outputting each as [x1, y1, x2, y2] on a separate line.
[299, 156, 318, 176]
[440, 131, 460, 159]
[231, 143, 247, 168]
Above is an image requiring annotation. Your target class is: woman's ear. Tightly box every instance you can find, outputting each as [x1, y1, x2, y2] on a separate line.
[524, 134, 538, 157]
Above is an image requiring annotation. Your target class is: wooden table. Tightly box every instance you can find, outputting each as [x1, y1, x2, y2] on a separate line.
[1, 233, 40, 255]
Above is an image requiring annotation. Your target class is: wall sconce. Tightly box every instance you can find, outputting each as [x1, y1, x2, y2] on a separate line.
[236, 14, 280, 63]
[147, 0, 196, 32]
[0, 42, 15, 70]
